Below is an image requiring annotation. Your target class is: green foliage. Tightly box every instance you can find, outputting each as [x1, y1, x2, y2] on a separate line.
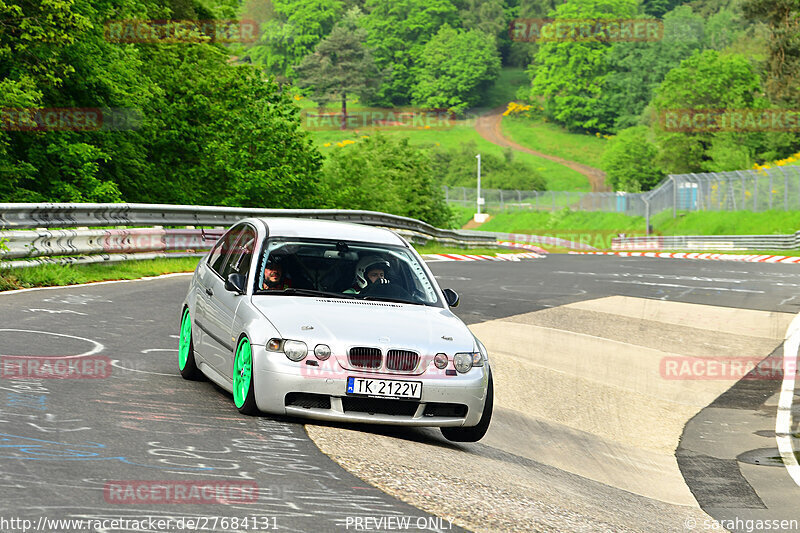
[430, 141, 547, 190]
[650, 49, 769, 173]
[321, 135, 453, 227]
[362, 0, 458, 105]
[601, 126, 664, 191]
[411, 25, 501, 113]
[742, 0, 800, 104]
[244, 0, 344, 82]
[295, 8, 380, 121]
[0, 0, 324, 208]
[526, 0, 639, 132]
[604, 6, 706, 131]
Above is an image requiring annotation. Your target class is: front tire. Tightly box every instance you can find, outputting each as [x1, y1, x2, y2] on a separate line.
[441, 370, 493, 443]
[233, 336, 259, 415]
[178, 308, 203, 380]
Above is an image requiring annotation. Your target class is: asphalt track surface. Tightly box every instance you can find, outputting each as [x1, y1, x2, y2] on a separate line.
[1, 254, 799, 532]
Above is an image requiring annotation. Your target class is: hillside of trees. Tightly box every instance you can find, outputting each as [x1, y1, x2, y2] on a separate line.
[2, 0, 798, 225]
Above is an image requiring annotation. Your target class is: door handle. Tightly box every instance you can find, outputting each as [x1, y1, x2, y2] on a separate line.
[205, 288, 214, 296]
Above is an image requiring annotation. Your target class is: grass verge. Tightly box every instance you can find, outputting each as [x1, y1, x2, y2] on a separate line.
[500, 116, 607, 169]
[0, 257, 200, 292]
[309, 128, 590, 192]
[474, 208, 800, 237]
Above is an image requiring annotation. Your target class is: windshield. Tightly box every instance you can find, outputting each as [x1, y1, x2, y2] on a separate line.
[253, 238, 441, 307]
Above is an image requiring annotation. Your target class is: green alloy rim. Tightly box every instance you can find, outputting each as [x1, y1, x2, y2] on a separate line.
[178, 309, 191, 370]
[233, 338, 252, 408]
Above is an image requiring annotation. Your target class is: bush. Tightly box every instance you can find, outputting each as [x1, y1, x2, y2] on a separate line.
[321, 135, 453, 227]
[601, 126, 664, 192]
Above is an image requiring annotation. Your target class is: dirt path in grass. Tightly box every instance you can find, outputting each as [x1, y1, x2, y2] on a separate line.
[475, 105, 611, 192]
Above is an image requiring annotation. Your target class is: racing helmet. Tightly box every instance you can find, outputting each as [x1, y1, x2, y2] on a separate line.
[355, 255, 390, 289]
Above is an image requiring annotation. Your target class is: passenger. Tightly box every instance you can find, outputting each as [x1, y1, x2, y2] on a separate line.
[344, 256, 391, 294]
[261, 259, 291, 290]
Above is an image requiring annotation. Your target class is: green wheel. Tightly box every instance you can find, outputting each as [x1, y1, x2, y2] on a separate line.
[233, 336, 258, 415]
[178, 308, 202, 380]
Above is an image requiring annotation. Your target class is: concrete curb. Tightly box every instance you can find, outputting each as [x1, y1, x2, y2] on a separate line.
[569, 251, 800, 263]
[421, 252, 545, 262]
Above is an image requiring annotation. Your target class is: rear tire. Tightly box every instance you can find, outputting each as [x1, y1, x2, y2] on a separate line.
[178, 308, 203, 380]
[233, 336, 259, 415]
[441, 370, 493, 443]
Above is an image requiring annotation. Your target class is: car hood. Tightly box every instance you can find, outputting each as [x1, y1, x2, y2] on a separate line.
[250, 296, 476, 354]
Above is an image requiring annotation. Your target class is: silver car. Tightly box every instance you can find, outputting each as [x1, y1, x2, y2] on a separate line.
[178, 218, 493, 442]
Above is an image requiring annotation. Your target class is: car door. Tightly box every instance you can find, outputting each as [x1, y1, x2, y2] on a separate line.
[201, 225, 256, 380]
[195, 225, 246, 371]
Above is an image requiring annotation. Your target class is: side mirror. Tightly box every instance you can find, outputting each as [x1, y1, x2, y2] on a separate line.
[442, 288, 459, 308]
[225, 273, 246, 294]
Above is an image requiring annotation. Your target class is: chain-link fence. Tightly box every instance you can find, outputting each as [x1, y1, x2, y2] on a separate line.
[445, 165, 800, 219]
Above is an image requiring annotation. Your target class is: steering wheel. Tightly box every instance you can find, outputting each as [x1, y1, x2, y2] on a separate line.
[359, 279, 413, 300]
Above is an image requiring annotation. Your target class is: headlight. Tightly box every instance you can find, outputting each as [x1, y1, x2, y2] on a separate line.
[314, 344, 331, 360]
[434, 353, 448, 369]
[283, 340, 308, 361]
[454, 352, 474, 373]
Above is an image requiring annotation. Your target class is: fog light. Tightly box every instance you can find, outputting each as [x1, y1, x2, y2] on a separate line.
[284, 340, 308, 361]
[454, 352, 473, 373]
[434, 353, 448, 369]
[314, 344, 331, 360]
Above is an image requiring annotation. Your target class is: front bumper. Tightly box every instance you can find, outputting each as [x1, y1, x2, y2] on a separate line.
[251, 345, 489, 427]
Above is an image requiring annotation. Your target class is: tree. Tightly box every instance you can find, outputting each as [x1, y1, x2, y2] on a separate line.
[362, 0, 458, 105]
[294, 9, 379, 130]
[603, 5, 705, 131]
[649, 49, 769, 173]
[601, 126, 664, 191]
[526, 0, 640, 132]
[244, 0, 344, 82]
[411, 25, 501, 113]
[742, 0, 800, 105]
[0, 0, 325, 207]
[322, 135, 452, 227]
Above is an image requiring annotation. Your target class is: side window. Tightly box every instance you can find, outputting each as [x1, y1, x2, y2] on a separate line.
[222, 228, 256, 281]
[207, 226, 245, 276]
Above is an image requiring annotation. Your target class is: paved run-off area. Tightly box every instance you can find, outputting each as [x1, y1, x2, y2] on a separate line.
[307, 295, 796, 532]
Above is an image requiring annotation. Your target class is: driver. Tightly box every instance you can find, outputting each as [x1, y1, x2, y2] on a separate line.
[344, 256, 391, 294]
[262, 258, 291, 290]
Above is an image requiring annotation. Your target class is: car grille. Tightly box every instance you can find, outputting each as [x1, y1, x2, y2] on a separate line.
[342, 397, 419, 416]
[386, 350, 419, 371]
[423, 402, 468, 418]
[348, 347, 382, 369]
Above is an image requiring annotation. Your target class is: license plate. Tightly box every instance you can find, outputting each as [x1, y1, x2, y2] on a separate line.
[346, 377, 422, 399]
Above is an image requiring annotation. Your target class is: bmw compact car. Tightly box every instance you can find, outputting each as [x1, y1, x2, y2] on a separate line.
[178, 218, 492, 442]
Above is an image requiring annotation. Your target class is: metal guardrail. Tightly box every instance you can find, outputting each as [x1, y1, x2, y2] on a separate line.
[0, 203, 498, 268]
[612, 232, 800, 251]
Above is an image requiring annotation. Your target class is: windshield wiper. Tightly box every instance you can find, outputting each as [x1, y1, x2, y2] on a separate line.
[361, 295, 423, 306]
[263, 288, 356, 299]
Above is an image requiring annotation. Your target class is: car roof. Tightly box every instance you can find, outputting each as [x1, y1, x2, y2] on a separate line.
[250, 217, 408, 246]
